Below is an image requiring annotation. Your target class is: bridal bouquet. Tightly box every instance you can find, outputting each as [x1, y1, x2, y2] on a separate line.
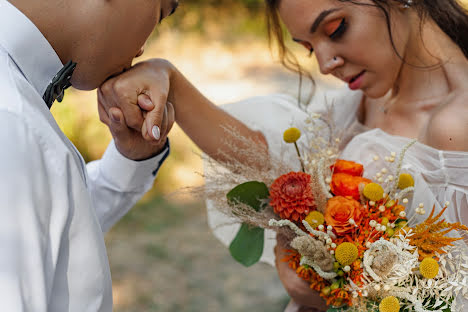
[203, 112, 468, 312]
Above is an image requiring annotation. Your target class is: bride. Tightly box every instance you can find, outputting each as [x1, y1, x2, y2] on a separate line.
[98, 0, 468, 310]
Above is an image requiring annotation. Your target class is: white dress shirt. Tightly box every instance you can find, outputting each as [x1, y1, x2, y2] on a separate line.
[0, 1, 170, 311]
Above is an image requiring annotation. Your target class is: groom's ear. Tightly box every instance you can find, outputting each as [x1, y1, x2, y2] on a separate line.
[70, 0, 180, 90]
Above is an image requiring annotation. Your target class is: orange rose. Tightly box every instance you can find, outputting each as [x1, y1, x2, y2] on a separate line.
[330, 173, 371, 201]
[331, 160, 364, 177]
[324, 196, 363, 235]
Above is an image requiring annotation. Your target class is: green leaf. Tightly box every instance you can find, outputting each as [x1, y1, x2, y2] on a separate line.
[327, 307, 347, 312]
[229, 223, 264, 267]
[227, 181, 269, 212]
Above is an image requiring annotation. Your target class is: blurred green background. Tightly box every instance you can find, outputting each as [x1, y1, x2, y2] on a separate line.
[51, 0, 468, 311]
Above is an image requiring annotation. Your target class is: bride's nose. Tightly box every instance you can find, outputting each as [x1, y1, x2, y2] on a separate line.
[316, 49, 343, 75]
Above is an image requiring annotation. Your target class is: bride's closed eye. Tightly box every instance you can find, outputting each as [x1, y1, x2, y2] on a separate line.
[325, 18, 347, 39]
[292, 17, 347, 56]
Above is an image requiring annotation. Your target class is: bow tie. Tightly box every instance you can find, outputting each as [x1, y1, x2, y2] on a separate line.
[43, 60, 77, 109]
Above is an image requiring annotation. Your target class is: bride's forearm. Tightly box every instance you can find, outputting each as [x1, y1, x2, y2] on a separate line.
[167, 65, 269, 168]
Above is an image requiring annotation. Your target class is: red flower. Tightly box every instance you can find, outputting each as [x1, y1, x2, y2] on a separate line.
[270, 172, 316, 222]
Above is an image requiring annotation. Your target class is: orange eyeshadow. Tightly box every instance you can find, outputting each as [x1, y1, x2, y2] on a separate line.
[324, 19, 342, 36]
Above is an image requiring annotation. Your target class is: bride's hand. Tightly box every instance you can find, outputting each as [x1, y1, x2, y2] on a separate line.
[275, 234, 328, 312]
[99, 57, 268, 167]
[98, 59, 175, 159]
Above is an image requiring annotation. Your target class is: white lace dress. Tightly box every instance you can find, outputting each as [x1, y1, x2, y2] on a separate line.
[206, 88, 468, 266]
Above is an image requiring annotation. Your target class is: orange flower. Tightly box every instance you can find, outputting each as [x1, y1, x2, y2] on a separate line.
[282, 249, 301, 270]
[309, 272, 328, 291]
[332, 160, 364, 176]
[270, 172, 316, 221]
[325, 196, 363, 235]
[330, 173, 371, 201]
[296, 266, 313, 281]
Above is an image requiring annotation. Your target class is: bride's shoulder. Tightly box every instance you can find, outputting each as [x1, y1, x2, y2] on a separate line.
[425, 91, 468, 152]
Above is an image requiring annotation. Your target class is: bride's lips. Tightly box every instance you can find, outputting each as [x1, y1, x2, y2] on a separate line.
[345, 70, 366, 90]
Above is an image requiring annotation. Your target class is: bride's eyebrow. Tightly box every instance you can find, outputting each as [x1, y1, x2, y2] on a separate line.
[291, 8, 341, 43]
[310, 8, 340, 33]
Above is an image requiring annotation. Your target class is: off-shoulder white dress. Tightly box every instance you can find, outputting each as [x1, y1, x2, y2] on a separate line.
[206, 88, 468, 266]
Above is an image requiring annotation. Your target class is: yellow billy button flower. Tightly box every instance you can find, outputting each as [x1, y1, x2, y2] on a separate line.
[398, 173, 415, 190]
[379, 296, 400, 312]
[363, 183, 385, 202]
[283, 127, 301, 143]
[335, 242, 358, 266]
[305, 211, 325, 229]
[420, 258, 439, 279]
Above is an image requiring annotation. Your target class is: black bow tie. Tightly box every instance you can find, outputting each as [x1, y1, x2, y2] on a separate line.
[43, 60, 77, 109]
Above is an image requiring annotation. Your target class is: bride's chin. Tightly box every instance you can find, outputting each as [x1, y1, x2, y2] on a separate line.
[362, 85, 389, 99]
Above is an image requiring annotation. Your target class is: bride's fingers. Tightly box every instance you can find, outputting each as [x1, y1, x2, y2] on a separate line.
[153, 105, 168, 145]
[137, 93, 155, 111]
[161, 105, 168, 137]
[165, 101, 175, 134]
[140, 100, 167, 142]
[144, 93, 167, 141]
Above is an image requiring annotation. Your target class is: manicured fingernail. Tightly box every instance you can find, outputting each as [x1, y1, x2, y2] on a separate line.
[111, 111, 120, 123]
[152, 126, 160, 140]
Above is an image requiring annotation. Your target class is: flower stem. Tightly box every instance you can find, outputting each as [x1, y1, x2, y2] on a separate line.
[294, 142, 306, 172]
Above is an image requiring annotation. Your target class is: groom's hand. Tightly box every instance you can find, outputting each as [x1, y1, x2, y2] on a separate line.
[98, 61, 175, 160]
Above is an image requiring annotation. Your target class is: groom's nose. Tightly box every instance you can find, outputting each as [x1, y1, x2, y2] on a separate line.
[135, 47, 145, 58]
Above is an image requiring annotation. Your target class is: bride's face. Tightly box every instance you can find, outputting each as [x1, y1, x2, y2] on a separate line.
[278, 0, 411, 98]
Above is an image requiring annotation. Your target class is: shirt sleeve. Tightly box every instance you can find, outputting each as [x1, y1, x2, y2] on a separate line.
[86, 139, 170, 232]
[0, 112, 56, 311]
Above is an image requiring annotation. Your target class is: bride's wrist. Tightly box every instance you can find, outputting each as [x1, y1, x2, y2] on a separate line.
[147, 58, 176, 83]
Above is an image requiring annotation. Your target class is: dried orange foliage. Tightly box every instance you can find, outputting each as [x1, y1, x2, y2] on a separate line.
[409, 206, 468, 260]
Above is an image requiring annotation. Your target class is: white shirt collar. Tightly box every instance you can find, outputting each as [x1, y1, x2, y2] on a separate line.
[0, 0, 63, 97]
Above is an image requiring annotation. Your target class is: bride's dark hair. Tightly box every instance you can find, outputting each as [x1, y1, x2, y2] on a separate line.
[265, 0, 468, 76]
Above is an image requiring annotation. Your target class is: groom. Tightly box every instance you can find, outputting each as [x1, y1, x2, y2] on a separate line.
[0, 0, 178, 310]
